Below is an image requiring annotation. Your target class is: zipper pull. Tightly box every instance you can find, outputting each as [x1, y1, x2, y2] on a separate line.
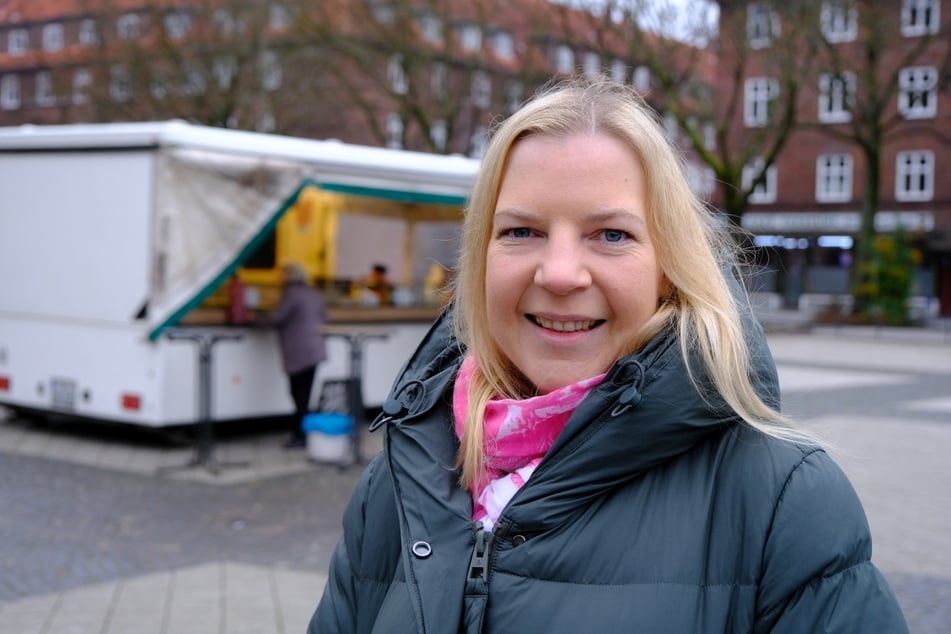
[468, 526, 495, 583]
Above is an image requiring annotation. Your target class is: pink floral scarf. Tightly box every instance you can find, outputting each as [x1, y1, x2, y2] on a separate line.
[453, 355, 605, 530]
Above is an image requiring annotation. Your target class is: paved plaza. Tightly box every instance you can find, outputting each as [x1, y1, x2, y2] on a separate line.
[0, 324, 949, 633]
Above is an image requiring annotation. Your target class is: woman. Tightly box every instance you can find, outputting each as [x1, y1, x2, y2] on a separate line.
[309, 80, 907, 632]
[267, 263, 327, 448]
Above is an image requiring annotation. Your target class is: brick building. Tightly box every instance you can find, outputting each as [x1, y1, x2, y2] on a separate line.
[716, 0, 951, 316]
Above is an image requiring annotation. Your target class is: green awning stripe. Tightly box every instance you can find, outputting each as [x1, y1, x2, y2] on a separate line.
[147, 179, 315, 341]
[318, 182, 468, 206]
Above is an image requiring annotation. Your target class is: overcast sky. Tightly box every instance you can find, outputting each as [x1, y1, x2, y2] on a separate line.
[552, 0, 720, 42]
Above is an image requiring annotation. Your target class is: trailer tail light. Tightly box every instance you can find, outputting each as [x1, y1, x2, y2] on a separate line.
[121, 392, 141, 411]
[0, 375, 9, 391]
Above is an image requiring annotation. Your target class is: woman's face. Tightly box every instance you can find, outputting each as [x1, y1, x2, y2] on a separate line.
[485, 133, 664, 394]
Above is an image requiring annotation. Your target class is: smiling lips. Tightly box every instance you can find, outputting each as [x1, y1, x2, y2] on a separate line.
[528, 315, 605, 332]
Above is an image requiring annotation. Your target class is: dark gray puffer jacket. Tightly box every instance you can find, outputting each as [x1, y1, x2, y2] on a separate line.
[309, 312, 907, 633]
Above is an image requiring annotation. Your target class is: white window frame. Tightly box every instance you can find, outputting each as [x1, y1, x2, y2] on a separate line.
[42, 23, 64, 52]
[633, 65, 651, 93]
[164, 11, 192, 40]
[430, 62, 447, 99]
[109, 65, 131, 102]
[259, 50, 282, 92]
[430, 119, 447, 152]
[554, 44, 574, 74]
[898, 66, 938, 119]
[213, 56, 237, 90]
[744, 77, 778, 127]
[470, 70, 491, 108]
[418, 13, 442, 43]
[747, 3, 780, 49]
[895, 150, 934, 201]
[818, 71, 854, 123]
[459, 23, 482, 52]
[269, 3, 292, 30]
[610, 59, 627, 84]
[8, 28, 28, 56]
[1, 74, 21, 110]
[35, 70, 56, 107]
[78, 19, 98, 47]
[820, 0, 857, 43]
[583, 52, 600, 79]
[72, 67, 91, 104]
[213, 9, 237, 34]
[491, 30, 514, 59]
[815, 153, 853, 202]
[505, 79, 523, 114]
[901, 0, 940, 36]
[387, 54, 408, 95]
[743, 159, 778, 204]
[386, 113, 403, 149]
[117, 14, 140, 40]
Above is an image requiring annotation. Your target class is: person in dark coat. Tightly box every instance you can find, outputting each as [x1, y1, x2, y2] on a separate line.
[267, 263, 327, 448]
[309, 79, 907, 632]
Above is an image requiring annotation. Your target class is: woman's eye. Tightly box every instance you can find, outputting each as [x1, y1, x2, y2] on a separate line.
[602, 229, 630, 243]
[502, 227, 532, 239]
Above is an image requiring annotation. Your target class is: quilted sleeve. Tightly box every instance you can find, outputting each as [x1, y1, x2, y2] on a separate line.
[754, 449, 909, 633]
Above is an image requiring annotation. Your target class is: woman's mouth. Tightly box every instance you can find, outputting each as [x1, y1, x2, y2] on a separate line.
[528, 315, 604, 332]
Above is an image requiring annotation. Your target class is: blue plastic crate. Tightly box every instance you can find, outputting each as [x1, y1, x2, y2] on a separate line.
[302, 412, 353, 436]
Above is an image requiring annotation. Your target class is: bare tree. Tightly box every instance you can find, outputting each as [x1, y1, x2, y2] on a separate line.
[560, 0, 820, 234]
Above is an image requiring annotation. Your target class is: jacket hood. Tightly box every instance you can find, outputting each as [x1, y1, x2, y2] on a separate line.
[376, 300, 781, 535]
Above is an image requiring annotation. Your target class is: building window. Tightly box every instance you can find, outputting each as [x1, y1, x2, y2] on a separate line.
[491, 30, 514, 59]
[386, 113, 403, 149]
[7, 28, 28, 55]
[743, 159, 777, 204]
[213, 56, 237, 90]
[213, 9, 237, 34]
[505, 79, 523, 114]
[895, 150, 934, 201]
[42, 23, 64, 52]
[79, 19, 98, 46]
[418, 12, 442, 43]
[470, 70, 491, 108]
[259, 50, 282, 91]
[109, 65, 131, 101]
[164, 11, 192, 40]
[818, 71, 854, 123]
[72, 67, 91, 104]
[387, 54, 408, 95]
[901, 0, 940, 36]
[1, 74, 21, 110]
[117, 14, 140, 40]
[430, 62, 447, 99]
[610, 59, 627, 84]
[816, 153, 853, 202]
[269, 3, 292, 30]
[744, 77, 777, 127]
[256, 111, 276, 133]
[182, 64, 206, 96]
[554, 44, 574, 74]
[470, 126, 488, 158]
[633, 65, 651, 93]
[583, 52, 600, 78]
[898, 66, 937, 119]
[35, 70, 56, 107]
[430, 119, 447, 152]
[459, 23, 482, 52]
[747, 3, 780, 49]
[820, 0, 857, 42]
[370, 0, 395, 25]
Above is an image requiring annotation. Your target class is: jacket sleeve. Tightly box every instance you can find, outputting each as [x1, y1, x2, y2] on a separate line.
[755, 449, 909, 633]
[308, 458, 377, 633]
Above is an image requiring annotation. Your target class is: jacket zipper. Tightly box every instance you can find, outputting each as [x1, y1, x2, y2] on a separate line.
[467, 520, 509, 583]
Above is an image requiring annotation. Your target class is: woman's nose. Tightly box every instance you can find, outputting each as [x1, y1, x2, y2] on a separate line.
[533, 237, 592, 295]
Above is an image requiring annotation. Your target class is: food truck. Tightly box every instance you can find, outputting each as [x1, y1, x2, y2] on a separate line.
[0, 120, 479, 426]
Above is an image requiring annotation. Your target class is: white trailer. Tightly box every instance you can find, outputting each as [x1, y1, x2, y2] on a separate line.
[0, 121, 478, 426]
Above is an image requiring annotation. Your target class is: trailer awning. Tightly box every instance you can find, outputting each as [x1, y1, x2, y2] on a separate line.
[144, 123, 479, 340]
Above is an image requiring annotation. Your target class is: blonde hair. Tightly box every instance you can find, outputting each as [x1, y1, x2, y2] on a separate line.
[452, 78, 813, 488]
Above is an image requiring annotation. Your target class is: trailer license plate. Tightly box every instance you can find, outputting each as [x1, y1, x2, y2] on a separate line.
[51, 378, 77, 411]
